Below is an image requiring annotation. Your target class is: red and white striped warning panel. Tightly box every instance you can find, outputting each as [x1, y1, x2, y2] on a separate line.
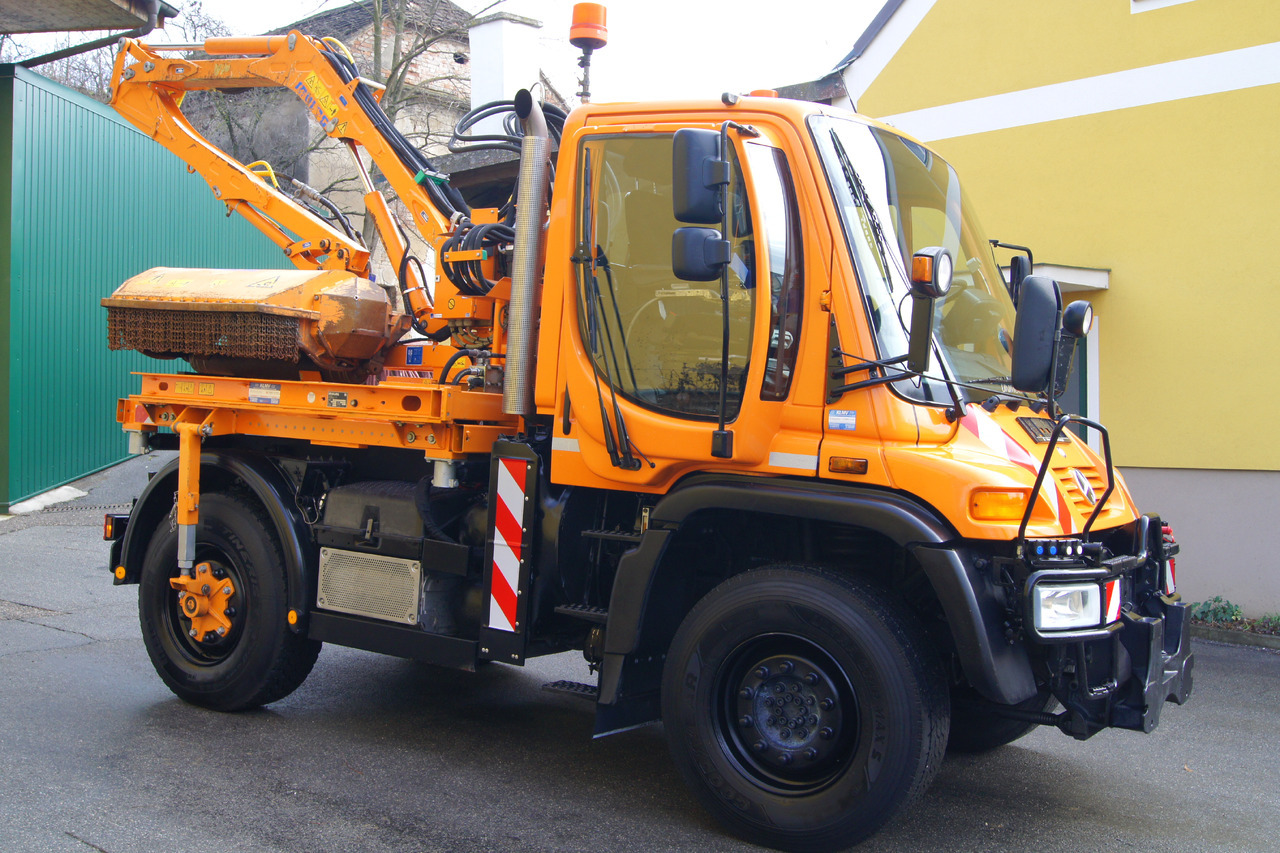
[488, 457, 528, 633]
[1104, 578, 1122, 624]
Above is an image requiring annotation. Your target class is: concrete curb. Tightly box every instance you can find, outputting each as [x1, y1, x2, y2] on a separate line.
[1191, 623, 1280, 652]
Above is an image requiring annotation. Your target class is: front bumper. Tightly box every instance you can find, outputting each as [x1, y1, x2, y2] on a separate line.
[1000, 515, 1194, 739]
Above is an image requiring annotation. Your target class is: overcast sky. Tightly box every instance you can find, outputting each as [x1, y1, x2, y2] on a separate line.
[203, 0, 880, 101]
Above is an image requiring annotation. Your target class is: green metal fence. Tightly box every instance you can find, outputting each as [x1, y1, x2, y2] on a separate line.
[0, 65, 292, 512]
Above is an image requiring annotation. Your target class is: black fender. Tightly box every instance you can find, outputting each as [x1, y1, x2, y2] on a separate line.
[596, 475, 1035, 731]
[112, 450, 315, 634]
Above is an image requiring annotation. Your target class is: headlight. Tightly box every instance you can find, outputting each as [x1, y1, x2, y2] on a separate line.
[1033, 582, 1101, 631]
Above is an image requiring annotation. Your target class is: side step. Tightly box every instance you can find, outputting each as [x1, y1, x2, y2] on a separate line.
[543, 680, 599, 702]
[554, 603, 609, 623]
[581, 528, 643, 544]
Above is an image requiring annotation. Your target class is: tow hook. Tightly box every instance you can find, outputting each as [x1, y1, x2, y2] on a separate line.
[170, 561, 236, 642]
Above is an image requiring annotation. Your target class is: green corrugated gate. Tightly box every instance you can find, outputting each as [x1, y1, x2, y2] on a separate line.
[0, 64, 292, 513]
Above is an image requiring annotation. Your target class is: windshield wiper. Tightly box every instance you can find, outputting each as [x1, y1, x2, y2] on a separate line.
[828, 131, 965, 417]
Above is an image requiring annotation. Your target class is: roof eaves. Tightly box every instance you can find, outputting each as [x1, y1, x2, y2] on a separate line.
[832, 0, 907, 72]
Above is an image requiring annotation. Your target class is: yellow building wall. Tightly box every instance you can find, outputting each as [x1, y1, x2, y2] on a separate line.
[860, 0, 1280, 115]
[851, 1, 1280, 471]
[928, 87, 1280, 470]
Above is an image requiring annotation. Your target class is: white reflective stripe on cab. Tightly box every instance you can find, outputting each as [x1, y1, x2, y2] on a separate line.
[552, 437, 580, 453]
[768, 452, 819, 472]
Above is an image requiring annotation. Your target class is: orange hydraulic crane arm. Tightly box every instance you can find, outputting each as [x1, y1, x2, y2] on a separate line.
[108, 33, 462, 322]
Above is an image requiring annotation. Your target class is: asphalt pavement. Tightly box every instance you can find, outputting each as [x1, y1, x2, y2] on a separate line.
[1, 454, 1277, 853]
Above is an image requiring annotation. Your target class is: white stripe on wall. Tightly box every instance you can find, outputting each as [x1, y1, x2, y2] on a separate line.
[877, 41, 1280, 142]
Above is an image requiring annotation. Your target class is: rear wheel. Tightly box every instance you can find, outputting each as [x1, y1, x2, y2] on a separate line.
[661, 565, 949, 852]
[138, 491, 320, 711]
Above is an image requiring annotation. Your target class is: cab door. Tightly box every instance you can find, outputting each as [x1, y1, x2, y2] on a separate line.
[551, 129, 820, 493]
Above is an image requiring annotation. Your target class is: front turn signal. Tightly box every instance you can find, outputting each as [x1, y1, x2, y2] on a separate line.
[970, 488, 1029, 521]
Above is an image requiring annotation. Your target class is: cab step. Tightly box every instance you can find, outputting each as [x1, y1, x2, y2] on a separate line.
[543, 680, 599, 702]
[554, 603, 609, 623]
[581, 528, 643, 543]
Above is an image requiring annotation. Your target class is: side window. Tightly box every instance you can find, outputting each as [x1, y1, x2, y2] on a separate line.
[745, 144, 803, 401]
[577, 135, 756, 419]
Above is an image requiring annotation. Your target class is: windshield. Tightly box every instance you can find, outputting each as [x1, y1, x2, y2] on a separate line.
[812, 115, 1017, 404]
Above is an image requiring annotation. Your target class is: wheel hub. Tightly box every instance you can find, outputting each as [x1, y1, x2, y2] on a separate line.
[170, 561, 236, 643]
[734, 653, 846, 774]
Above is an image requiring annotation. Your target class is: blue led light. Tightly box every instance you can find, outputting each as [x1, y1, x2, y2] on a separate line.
[1050, 545, 1058, 556]
[1036, 545, 1044, 555]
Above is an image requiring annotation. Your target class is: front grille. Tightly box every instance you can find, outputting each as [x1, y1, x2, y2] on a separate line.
[317, 548, 420, 625]
[1055, 467, 1107, 512]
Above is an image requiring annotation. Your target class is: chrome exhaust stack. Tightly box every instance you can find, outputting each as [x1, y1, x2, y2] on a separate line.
[503, 89, 552, 417]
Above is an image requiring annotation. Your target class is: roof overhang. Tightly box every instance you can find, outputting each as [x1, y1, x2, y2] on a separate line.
[1003, 264, 1111, 294]
[0, 0, 179, 35]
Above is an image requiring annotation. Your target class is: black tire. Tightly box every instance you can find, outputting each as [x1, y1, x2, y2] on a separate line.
[947, 687, 1058, 754]
[661, 565, 949, 852]
[138, 490, 321, 711]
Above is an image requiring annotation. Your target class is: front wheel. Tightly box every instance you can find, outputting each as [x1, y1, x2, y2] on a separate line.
[138, 490, 320, 711]
[661, 566, 949, 852]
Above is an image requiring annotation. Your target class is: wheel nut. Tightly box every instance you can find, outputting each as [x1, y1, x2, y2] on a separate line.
[188, 629, 197, 637]
[222, 587, 231, 595]
[216, 626, 226, 636]
[819, 698, 835, 711]
[739, 687, 754, 700]
[754, 666, 769, 679]
[778, 752, 793, 765]
[803, 748, 818, 761]
[779, 660, 794, 674]
[752, 741, 768, 753]
[805, 672, 820, 685]
[201, 584, 210, 595]
[224, 607, 236, 617]
[738, 715, 753, 728]
[819, 727, 834, 740]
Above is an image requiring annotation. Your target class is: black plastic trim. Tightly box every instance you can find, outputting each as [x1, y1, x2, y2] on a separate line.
[599, 474, 1036, 706]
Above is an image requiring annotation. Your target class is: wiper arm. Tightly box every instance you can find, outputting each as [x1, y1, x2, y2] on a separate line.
[574, 150, 624, 468]
[830, 130, 906, 293]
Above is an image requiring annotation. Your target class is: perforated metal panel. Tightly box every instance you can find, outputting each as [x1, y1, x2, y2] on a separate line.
[317, 548, 420, 625]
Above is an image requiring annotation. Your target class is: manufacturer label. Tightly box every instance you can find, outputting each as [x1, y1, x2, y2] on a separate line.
[326, 391, 348, 408]
[405, 345, 423, 366]
[827, 409, 858, 431]
[248, 382, 281, 405]
[197, 382, 215, 396]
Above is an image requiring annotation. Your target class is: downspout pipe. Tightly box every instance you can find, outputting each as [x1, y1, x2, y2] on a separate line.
[22, 0, 162, 69]
[503, 88, 552, 417]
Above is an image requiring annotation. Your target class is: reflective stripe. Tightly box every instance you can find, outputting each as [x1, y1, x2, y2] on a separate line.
[488, 458, 526, 633]
[1104, 578, 1122, 624]
[768, 452, 819, 472]
[552, 436, 580, 453]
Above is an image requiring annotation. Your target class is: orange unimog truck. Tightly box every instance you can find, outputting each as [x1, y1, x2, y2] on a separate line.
[100, 7, 1191, 850]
